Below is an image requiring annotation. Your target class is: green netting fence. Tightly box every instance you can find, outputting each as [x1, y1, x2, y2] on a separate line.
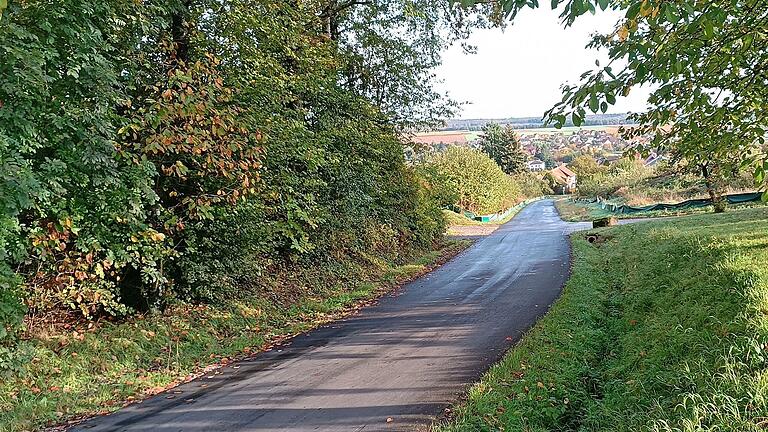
[578, 192, 764, 215]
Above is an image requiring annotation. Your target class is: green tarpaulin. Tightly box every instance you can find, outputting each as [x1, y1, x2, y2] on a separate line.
[579, 192, 764, 214]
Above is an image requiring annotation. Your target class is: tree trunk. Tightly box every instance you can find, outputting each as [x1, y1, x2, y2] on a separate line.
[169, 0, 191, 67]
[701, 163, 726, 213]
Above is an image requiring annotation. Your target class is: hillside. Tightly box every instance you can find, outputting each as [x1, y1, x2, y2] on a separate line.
[440, 207, 768, 431]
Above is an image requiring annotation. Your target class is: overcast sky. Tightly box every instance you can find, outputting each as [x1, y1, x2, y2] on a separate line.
[435, 7, 653, 120]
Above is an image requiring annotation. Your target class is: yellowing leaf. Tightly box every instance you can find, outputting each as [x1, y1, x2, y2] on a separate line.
[618, 25, 629, 41]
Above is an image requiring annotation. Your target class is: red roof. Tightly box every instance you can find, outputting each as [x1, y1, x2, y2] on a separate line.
[550, 165, 576, 184]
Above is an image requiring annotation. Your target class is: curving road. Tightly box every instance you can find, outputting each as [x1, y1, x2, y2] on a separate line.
[72, 200, 590, 432]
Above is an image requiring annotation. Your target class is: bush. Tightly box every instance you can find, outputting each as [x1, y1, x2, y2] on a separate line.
[428, 146, 521, 214]
[0, 271, 25, 375]
[577, 157, 653, 199]
[577, 157, 757, 205]
[511, 172, 553, 198]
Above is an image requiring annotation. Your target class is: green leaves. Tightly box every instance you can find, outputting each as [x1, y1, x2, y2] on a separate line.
[473, 0, 768, 191]
[429, 146, 521, 214]
[1, 0, 453, 318]
[588, 93, 599, 113]
[478, 122, 528, 175]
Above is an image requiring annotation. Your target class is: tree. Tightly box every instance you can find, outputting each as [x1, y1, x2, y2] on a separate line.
[0, 0, 462, 318]
[534, 142, 556, 169]
[478, 122, 528, 174]
[569, 155, 606, 183]
[429, 146, 520, 214]
[311, 1, 504, 129]
[461, 0, 768, 203]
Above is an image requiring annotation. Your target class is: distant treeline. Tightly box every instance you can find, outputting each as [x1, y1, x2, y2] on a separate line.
[443, 114, 636, 131]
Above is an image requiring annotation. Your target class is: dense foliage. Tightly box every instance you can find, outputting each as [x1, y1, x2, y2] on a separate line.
[512, 172, 554, 198]
[478, 122, 528, 174]
[429, 146, 521, 214]
[0, 0, 496, 360]
[328, 0, 502, 129]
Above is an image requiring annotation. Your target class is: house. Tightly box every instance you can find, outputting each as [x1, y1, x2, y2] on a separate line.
[527, 159, 546, 172]
[549, 164, 577, 194]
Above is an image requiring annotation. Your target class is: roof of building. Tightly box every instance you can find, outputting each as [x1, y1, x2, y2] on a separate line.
[528, 159, 545, 164]
[550, 164, 576, 184]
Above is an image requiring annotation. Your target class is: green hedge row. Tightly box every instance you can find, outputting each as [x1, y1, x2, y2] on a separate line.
[0, 1, 446, 364]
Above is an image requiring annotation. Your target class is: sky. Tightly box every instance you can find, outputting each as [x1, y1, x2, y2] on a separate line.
[435, 7, 653, 120]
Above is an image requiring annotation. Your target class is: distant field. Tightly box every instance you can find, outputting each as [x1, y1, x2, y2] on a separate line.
[517, 125, 625, 135]
[427, 124, 631, 139]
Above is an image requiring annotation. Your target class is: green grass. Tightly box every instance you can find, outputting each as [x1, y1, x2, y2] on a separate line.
[444, 209, 486, 226]
[553, 197, 612, 222]
[0, 240, 471, 432]
[438, 207, 768, 431]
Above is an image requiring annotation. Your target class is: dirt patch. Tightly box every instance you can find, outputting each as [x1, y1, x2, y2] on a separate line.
[585, 233, 613, 246]
[446, 224, 499, 239]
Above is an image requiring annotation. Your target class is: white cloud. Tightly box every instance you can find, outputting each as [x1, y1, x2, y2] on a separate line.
[435, 7, 653, 119]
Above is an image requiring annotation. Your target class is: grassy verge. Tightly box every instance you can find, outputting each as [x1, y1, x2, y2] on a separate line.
[1, 240, 471, 432]
[444, 198, 545, 229]
[552, 197, 609, 222]
[438, 207, 768, 431]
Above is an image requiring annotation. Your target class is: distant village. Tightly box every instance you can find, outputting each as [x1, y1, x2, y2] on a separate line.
[408, 127, 658, 169]
[406, 127, 660, 194]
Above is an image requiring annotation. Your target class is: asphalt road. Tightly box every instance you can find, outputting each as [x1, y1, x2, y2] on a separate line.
[72, 199, 591, 432]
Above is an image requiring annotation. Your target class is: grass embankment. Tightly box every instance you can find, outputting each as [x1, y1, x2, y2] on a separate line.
[443, 207, 519, 238]
[443, 207, 523, 227]
[1, 240, 471, 432]
[445, 198, 544, 237]
[440, 207, 768, 431]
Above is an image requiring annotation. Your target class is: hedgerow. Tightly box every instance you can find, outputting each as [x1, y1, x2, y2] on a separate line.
[0, 0, 449, 348]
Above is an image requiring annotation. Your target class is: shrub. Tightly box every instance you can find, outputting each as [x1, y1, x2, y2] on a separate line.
[576, 157, 756, 205]
[577, 157, 653, 198]
[511, 172, 553, 198]
[428, 146, 521, 214]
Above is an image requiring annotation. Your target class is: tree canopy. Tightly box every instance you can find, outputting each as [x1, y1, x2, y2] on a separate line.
[479, 122, 528, 174]
[429, 146, 520, 214]
[0, 0, 497, 331]
[317, 0, 503, 129]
